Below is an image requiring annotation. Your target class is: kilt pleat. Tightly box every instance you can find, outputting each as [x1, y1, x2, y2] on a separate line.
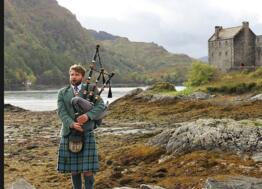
[57, 131, 99, 173]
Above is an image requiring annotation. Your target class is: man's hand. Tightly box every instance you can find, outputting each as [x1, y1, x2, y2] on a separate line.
[72, 122, 84, 132]
[77, 114, 89, 125]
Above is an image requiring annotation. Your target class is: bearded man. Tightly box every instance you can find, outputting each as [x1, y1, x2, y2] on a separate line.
[57, 64, 105, 189]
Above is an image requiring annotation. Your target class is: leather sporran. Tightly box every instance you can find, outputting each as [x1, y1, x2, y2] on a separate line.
[68, 131, 84, 153]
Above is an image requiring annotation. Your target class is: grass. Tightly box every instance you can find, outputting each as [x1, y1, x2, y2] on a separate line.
[204, 68, 262, 93]
[198, 69, 262, 94]
[151, 68, 262, 96]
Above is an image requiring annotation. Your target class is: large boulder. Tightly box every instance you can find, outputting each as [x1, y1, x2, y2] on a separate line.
[203, 176, 262, 189]
[148, 119, 262, 155]
[4, 104, 27, 112]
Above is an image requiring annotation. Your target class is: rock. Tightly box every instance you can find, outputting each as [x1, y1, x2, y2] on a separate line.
[4, 104, 27, 112]
[158, 155, 173, 164]
[149, 95, 177, 103]
[134, 93, 178, 103]
[109, 88, 144, 106]
[250, 93, 262, 101]
[140, 184, 166, 189]
[148, 129, 176, 147]
[251, 152, 262, 162]
[11, 178, 36, 189]
[121, 168, 129, 174]
[148, 118, 262, 155]
[203, 176, 262, 189]
[133, 93, 153, 101]
[187, 92, 214, 100]
[125, 88, 144, 97]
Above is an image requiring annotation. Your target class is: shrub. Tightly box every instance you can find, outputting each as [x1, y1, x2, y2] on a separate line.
[185, 62, 218, 87]
[249, 68, 262, 78]
[206, 82, 257, 94]
[148, 82, 176, 92]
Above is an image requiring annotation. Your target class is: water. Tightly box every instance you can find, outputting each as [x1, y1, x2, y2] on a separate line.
[4, 86, 186, 111]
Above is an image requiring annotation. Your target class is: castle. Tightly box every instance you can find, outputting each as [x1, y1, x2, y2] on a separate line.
[208, 21, 262, 71]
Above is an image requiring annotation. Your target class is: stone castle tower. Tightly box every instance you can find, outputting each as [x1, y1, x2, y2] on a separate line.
[208, 21, 262, 71]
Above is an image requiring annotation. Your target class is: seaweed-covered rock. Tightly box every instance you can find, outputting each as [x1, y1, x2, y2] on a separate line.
[4, 104, 27, 112]
[125, 88, 144, 97]
[147, 82, 176, 91]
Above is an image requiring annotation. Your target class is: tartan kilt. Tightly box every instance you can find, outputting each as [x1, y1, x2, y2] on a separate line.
[57, 131, 99, 173]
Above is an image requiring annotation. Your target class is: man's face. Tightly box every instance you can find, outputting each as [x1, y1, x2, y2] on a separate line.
[70, 70, 84, 86]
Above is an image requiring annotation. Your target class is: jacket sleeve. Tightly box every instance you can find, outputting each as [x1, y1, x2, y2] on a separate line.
[57, 89, 74, 130]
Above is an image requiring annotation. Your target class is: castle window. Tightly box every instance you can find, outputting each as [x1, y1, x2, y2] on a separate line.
[225, 51, 228, 56]
[212, 52, 214, 57]
[225, 41, 228, 46]
[219, 41, 221, 47]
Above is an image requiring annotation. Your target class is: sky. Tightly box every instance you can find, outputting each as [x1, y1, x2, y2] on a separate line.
[56, 0, 262, 58]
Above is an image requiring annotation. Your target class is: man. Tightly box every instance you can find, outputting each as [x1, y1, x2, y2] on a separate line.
[57, 64, 105, 189]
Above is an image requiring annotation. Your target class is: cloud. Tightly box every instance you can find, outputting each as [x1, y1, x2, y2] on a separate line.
[57, 0, 262, 58]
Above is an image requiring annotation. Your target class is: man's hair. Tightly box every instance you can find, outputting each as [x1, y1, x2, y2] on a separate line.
[69, 64, 86, 77]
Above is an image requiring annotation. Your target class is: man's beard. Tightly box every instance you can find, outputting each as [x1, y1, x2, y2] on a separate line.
[70, 79, 82, 86]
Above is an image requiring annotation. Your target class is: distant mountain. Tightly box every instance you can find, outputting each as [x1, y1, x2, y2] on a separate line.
[4, 0, 194, 89]
[198, 56, 208, 63]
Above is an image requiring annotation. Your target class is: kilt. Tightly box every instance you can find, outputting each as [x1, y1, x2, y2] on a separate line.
[57, 131, 99, 173]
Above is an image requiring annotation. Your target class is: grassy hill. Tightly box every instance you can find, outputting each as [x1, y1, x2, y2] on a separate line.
[4, 0, 194, 90]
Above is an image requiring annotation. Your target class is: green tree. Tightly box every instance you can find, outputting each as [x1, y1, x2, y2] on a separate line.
[185, 61, 217, 87]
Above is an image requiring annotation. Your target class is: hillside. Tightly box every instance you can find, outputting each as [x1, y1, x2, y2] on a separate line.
[4, 0, 194, 90]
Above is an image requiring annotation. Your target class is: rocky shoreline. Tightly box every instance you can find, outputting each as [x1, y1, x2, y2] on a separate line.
[4, 89, 262, 189]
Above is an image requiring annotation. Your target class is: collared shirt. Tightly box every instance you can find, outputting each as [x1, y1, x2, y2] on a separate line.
[71, 83, 82, 93]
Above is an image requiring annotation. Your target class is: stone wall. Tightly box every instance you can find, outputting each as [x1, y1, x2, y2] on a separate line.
[233, 28, 256, 68]
[256, 35, 262, 66]
[208, 39, 233, 72]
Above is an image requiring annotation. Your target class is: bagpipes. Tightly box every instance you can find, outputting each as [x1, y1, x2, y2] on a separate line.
[68, 45, 114, 153]
[83, 44, 115, 103]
